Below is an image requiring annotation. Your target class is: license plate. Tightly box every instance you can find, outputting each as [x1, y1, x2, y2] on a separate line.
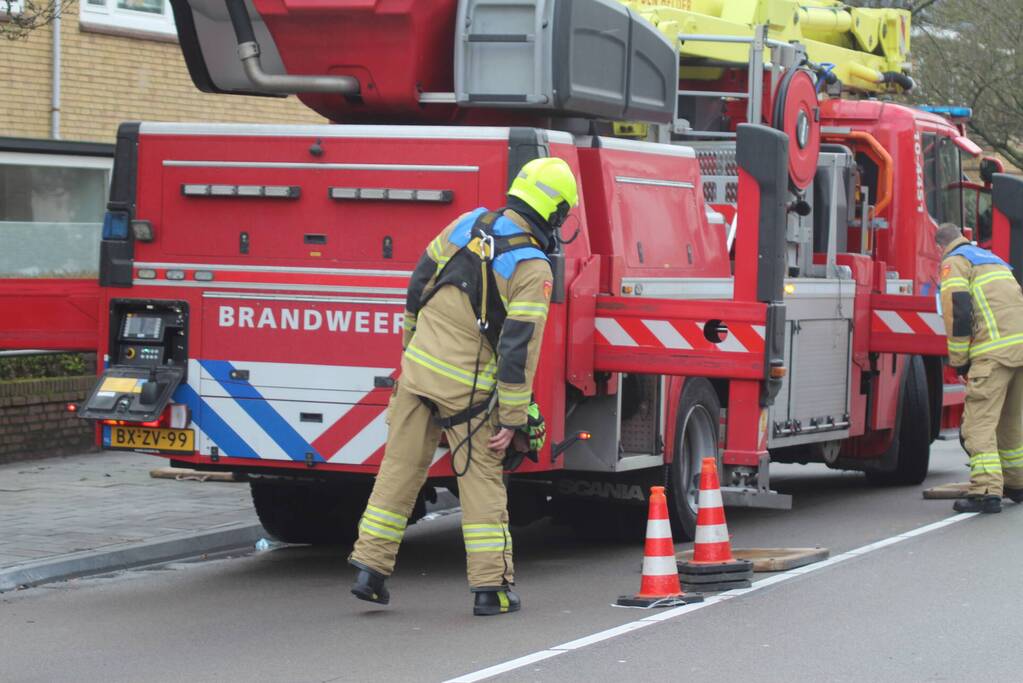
[110, 426, 194, 453]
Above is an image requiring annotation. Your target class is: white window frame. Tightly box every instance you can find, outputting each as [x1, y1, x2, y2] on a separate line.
[0, 151, 114, 174]
[1, 0, 24, 20]
[79, 0, 178, 41]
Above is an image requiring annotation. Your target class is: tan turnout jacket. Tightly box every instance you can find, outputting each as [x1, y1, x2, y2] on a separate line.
[940, 236, 1023, 369]
[400, 209, 553, 429]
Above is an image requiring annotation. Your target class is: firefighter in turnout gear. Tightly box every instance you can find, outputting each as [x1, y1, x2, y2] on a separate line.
[936, 224, 1023, 513]
[349, 157, 579, 615]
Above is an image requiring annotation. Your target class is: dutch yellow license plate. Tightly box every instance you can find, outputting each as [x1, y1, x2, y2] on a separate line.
[110, 426, 194, 453]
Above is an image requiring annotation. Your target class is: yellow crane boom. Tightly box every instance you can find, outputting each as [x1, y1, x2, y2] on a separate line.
[622, 0, 913, 93]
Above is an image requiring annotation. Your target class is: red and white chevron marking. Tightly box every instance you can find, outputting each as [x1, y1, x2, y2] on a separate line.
[871, 309, 944, 336]
[594, 317, 765, 353]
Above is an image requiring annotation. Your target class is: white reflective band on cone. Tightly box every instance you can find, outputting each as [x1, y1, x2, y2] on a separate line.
[645, 518, 672, 539]
[698, 488, 723, 509]
[641, 554, 679, 577]
[694, 523, 729, 544]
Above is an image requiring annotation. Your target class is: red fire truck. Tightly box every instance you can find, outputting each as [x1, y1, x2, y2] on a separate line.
[4, 0, 1023, 543]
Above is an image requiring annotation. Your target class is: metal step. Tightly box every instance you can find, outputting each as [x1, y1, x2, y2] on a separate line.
[936, 428, 962, 442]
[720, 486, 793, 510]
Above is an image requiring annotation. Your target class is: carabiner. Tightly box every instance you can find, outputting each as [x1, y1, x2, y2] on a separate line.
[479, 234, 496, 262]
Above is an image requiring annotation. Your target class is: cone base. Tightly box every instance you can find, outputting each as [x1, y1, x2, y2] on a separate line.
[681, 578, 751, 592]
[679, 568, 754, 584]
[617, 593, 704, 608]
[678, 558, 754, 575]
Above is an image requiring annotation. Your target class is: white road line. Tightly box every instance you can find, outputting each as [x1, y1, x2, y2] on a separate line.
[443, 512, 978, 683]
[448, 650, 564, 682]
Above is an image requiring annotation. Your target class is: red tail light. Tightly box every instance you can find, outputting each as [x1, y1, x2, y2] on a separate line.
[101, 405, 173, 429]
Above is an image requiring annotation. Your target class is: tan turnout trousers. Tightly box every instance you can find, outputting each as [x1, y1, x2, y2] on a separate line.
[349, 380, 513, 589]
[961, 360, 1023, 496]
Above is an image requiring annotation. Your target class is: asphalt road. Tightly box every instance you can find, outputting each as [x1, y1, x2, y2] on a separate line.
[2, 440, 1019, 683]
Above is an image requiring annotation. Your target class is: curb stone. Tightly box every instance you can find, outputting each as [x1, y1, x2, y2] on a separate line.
[0, 522, 265, 593]
[0, 489, 461, 592]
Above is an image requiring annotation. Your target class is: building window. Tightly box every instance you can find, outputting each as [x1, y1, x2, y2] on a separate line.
[79, 0, 177, 40]
[2, 1, 24, 18]
[0, 152, 112, 278]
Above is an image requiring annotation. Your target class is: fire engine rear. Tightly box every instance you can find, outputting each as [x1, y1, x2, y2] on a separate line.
[29, 0, 1023, 543]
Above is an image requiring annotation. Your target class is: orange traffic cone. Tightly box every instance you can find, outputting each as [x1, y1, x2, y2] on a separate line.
[617, 486, 703, 607]
[678, 458, 753, 591]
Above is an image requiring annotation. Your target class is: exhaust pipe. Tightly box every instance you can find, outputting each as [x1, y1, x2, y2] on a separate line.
[225, 0, 359, 95]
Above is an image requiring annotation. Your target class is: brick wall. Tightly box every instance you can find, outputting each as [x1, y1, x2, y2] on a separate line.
[0, 377, 98, 464]
[0, 0, 324, 144]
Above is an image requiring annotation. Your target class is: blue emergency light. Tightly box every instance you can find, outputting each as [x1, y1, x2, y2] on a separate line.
[917, 105, 973, 120]
[102, 211, 130, 240]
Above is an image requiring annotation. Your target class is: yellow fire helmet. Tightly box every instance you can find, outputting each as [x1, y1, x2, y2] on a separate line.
[507, 157, 580, 223]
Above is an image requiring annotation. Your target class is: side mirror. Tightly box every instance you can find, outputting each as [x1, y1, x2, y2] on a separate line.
[980, 157, 1004, 185]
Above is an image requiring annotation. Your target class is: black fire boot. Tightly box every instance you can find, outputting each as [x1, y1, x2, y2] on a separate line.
[953, 495, 1002, 514]
[350, 559, 390, 605]
[1003, 488, 1023, 503]
[472, 586, 521, 616]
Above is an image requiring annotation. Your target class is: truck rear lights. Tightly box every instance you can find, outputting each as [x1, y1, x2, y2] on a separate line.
[194, 271, 214, 281]
[181, 184, 301, 199]
[101, 418, 163, 428]
[166, 270, 186, 281]
[329, 187, 454, 203]
[131, 220, 155, 242]
[169, 404, 190, 429]
[137, 269, 157, 279]
[100, 403, 188, 429]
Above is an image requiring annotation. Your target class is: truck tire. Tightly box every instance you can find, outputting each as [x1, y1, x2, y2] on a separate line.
[250, 479, 371, 545]
[867, 355, 931, 486]
[668, 378, 722, 541]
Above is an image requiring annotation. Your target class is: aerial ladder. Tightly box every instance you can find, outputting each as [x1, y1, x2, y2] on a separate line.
[628, 0, 913, 95]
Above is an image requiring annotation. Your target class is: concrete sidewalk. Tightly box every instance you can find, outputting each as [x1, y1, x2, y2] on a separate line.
[0, 451, 263, 592]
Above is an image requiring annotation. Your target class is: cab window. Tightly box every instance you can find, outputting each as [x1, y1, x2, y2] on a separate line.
[921, 133, 963, 226]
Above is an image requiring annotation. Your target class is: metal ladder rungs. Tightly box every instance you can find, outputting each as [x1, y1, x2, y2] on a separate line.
[675, 130, 738, 139]
[678, 89, 750, 99]
[465, 33, 534, 43]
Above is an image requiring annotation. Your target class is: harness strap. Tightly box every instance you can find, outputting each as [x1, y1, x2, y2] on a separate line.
[417, 210, 543, 351]
[418, 394, 493, 429]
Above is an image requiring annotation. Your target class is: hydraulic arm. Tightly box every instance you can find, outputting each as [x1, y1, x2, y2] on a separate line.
[624, 0, 913, 93]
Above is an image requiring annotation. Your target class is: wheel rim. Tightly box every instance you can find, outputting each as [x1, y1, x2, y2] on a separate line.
[680, 403, 718, 516]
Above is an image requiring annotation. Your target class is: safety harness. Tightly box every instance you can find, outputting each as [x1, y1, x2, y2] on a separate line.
[416, 209, 546, 350]
[410, 208, 549, 434]
[947, 243, 1011, 269]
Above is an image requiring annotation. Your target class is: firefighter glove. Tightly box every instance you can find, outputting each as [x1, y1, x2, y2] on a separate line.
[524, 401, 546, 452]
[954, 363, 971, 377]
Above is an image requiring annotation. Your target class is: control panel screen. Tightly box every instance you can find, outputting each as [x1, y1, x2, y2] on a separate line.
[122, 315, 163, 341]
